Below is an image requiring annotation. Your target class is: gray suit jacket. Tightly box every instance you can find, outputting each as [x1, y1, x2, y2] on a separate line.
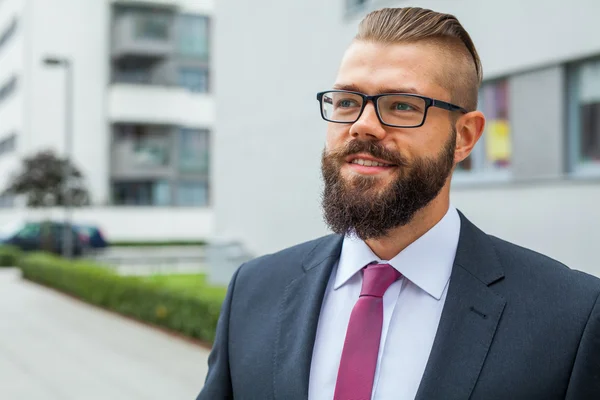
[197, 212, 600, 399]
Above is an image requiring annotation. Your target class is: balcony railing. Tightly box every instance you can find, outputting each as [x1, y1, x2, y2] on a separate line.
[112, 12, 174, 60]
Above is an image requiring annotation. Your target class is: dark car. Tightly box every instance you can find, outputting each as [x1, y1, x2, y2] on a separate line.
[1, 221, 85, 257]
[74, 224, 108, 249]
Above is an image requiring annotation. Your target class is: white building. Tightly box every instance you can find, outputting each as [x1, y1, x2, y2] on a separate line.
[0, 0, 214, 241]
[213, 0, 600, 276]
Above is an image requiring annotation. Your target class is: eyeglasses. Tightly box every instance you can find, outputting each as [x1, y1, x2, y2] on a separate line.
[316, 90, 468, 128]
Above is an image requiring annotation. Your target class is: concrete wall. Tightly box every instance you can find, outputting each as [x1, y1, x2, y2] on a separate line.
[108, 85, 214, 127]
[452, 181, 600, 277]
[212, 0, 343, 252]
[0, 206, 213, 241]
[509, 66, 565, 180]
[26, 0, 110, 204]
[213, 0, 600, 277]
[0, 0, 26, 192]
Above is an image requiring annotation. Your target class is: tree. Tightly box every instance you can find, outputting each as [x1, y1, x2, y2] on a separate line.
[3, 150, 90, 207]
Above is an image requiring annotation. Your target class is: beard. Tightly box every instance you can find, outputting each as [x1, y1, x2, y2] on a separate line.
[320, 130, 456, 240]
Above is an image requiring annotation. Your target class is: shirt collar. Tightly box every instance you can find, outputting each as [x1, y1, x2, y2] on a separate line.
[334, 205, 461, 300]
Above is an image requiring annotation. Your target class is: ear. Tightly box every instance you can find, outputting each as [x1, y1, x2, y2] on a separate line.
[454, 111, 485, 164]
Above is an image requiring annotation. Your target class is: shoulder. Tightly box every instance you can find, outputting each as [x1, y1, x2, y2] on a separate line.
[234, 234, 342, 281]
[244, 234, 340, 267]
[488, 234, 600, 299]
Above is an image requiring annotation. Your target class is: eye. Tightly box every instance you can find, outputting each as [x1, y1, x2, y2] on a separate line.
[392, 102, 415, 111]
[337, 99, 360, 108]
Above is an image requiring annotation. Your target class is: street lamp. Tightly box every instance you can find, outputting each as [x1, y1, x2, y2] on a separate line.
[43, 56, 74, 258]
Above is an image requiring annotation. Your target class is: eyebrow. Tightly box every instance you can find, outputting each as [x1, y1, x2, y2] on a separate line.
[331, 83, 422, 95]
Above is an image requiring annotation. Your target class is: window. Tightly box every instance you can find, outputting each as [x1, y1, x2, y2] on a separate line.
[568, 58, 600, 173]
[178, 67, 209, 93]
[134, 12, 170, 40]
[456, 79, 511, 176]
[112, 180, 171, 206]
[0, 76, 17, 105]
[112, 59, 153, 84]
[178, 128, 209, 173]
[177, 15, 209, 59]
[115, 125, 171, 167]
[0, 18, 17, 52]
[111, 179, 209, 206]
[176, 181, 208, 206]
[113, 67, 152, 84]
[0, 133, 16, 157]
[17, 223, 40, 239]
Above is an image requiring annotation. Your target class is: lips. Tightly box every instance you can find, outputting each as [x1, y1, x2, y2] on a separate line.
[350, 158, 392, 167]
[345, 154, 396, 167]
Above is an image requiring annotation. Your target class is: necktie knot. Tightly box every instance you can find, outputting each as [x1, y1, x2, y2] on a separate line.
[360, 263, 401, 298]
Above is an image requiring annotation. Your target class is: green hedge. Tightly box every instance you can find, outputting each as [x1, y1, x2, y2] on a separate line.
[0, 245, 23, 267]
[18, 253, 225, 344]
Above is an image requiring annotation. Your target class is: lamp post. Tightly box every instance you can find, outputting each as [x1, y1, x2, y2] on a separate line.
[43, 56, 73, 258]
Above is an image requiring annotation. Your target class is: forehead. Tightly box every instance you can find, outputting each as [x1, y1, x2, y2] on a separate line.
[335, 40, 450, 99]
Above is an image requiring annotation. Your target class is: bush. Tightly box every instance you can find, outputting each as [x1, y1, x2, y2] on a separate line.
[18, 253, 226, 344]
[0, 245, 23, 267]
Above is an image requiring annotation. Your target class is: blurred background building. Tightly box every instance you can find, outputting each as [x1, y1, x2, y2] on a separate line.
[0, 0, 597, 276]
[0, 0, 214, 241]
[213, 0, 600, 275]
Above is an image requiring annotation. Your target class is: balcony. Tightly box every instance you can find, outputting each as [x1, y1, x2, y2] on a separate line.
[111, 10, 175, 61]
[111, 57, 175, 86]
[108, 84, 214, 127]
[110, 124, 174, 179]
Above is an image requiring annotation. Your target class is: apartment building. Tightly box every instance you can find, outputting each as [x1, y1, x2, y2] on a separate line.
[213, 0, 600, 275]
[109, 1, 212, 207]
[0, 0, 214, 240]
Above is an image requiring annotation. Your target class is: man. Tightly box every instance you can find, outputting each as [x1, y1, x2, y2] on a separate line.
[197, 7, 600, 400]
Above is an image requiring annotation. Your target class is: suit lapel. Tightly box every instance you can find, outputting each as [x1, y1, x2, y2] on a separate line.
[272, 235, 343, 400]
[416, 212, 507, 400]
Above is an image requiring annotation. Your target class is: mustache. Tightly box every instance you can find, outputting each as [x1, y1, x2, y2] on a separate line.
[328, 140, 409, 167]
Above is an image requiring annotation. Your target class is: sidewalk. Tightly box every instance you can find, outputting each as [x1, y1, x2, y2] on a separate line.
[0, 268, 210, 400]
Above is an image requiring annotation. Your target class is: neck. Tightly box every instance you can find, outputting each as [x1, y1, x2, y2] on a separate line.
[364, 188, 451, 260]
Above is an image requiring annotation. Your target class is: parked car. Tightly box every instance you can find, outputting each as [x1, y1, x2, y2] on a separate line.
[73, 224, 108, 249]
[0, 221, 85, 257]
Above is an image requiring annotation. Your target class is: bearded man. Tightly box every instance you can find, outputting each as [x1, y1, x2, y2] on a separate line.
[197, 7, 600, 400]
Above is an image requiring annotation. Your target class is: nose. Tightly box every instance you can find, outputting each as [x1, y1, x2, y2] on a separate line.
[350, 101, 387, 141]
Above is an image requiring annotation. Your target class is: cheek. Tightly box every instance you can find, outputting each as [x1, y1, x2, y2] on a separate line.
[325, 124, 349, 150]
[406, 124, 448, 156]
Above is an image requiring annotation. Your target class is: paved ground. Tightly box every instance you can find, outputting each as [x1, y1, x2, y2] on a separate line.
[0, 268, 210, 400]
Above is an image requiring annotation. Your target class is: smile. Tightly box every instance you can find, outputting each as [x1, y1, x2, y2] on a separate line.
[344, 155, 397, 176]
[350, 158, 393, 167]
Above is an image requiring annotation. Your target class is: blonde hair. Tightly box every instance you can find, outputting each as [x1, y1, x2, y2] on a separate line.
[356, 7, 482, 111]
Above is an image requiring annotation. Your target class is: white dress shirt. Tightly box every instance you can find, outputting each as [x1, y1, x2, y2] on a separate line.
[308, 206, 461, 400]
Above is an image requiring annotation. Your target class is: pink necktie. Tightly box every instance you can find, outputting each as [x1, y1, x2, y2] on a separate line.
[334, 263, 401, 400]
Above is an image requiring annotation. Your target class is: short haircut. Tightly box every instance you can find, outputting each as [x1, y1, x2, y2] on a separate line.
[355, 7, 482, 112]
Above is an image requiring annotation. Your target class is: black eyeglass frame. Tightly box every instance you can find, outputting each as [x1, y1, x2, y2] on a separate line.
[316, 90, 469, 128]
